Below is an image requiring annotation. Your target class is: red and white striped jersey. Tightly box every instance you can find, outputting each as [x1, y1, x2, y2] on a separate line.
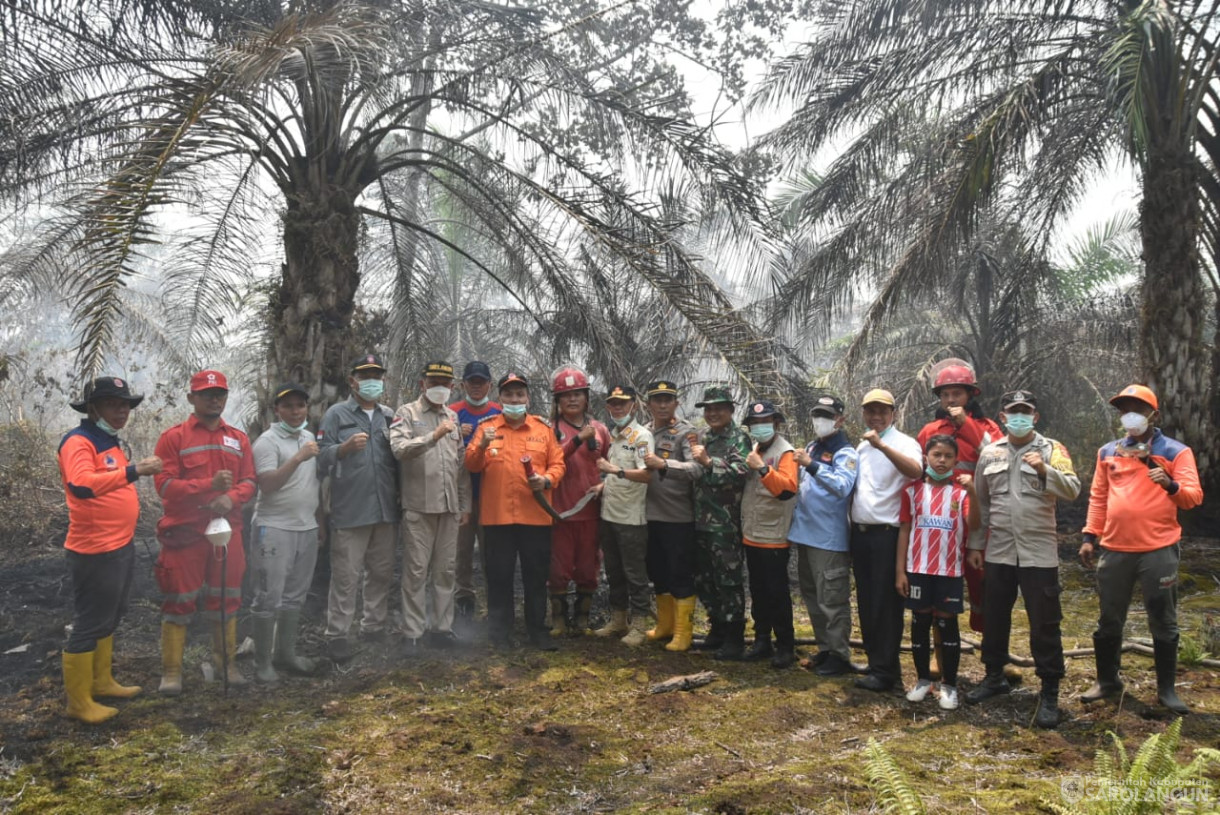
[899, 480, 970, 577]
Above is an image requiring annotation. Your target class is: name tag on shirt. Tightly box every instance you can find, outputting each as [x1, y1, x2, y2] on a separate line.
[223, 436, 242, 452]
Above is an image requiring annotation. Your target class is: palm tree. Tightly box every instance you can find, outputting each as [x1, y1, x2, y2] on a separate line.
[0, 0, 800, 419]
[753, 0, 1220, 481]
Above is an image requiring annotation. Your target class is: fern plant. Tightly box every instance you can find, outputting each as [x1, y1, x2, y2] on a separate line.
[1045, 719, 1220, 814]
[863, 738, 927, 815]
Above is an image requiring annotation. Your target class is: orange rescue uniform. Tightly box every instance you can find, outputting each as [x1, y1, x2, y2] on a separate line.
[1084, 430, 1203, 552]
[465, 414, 566, 526]
[59, 422, 140, 554]
[743, 450, 800, 549]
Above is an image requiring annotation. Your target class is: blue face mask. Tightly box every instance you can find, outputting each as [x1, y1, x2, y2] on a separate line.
[465, 394, 489, 407]
[502, 403, 528, 420]
[1004, 414, 1035, 438]
[613, 413, 633, 428]
[748, 423, 776, 443]
[356, 379, 385, 401]
[925, 466, 953, 482]
[277, 420, 308, 435]
[95, 418, 120, 436]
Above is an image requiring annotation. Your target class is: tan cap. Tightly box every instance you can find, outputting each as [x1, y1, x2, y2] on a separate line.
[861, 388, 895, 407]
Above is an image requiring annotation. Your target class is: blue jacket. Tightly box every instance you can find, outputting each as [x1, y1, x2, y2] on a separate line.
[788, 430, 858, 552]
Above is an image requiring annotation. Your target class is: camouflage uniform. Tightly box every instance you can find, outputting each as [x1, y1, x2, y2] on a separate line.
[693, 421, 750, 625]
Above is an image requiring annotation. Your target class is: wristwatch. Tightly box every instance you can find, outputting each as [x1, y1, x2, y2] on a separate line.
[616, 468, 626, 479]
[758, 465, 771, 477]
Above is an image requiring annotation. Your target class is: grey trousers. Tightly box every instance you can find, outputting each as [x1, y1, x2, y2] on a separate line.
[326, 522, 397, 638]
[599, 521, 652, 621]
[401, 510, 459, 638]
[251, 526, 319, 617]
[796, 544, 853, 660]
[1094, 543, 1180, 642]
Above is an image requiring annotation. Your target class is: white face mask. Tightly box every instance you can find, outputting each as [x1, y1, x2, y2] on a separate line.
[426, 386, 451, 405]
[812, 417, 838, 439]
[1120, 411, 1149, 436]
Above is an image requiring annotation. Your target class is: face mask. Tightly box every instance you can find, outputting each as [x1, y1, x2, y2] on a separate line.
[812, 417, 838, 438]
[426, 386, 451, 405]
[748, 424, 776, 442]
[925, 466, 953, 481]
[277, 420, 308, 435]
[502, 403, 528, 420]
[1004, 414, 1035, 438]
[612, 413, 633, 428]
[95, 418, 120, 436]
[466, 393, 489, 407]
[1120, 411, 1149, 436]
[356, 379, 384, 401]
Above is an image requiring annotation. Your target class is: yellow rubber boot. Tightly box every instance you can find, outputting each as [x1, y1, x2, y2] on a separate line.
[92, 635, 141, 699]
[159, 621, 186, 695]
[549, 595, 569, 637]
[646, 594, 675, 641]
[665, 597, 696, 652]
[211, 618, 248, 687]
[63, 651, 118, 724]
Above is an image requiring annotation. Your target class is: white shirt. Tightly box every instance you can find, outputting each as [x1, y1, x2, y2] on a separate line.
[850, 426, 922, 525]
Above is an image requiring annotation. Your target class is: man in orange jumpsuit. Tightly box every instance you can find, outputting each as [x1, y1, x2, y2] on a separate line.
[153, 370, 257, 694]
[465, 372, 566, 650]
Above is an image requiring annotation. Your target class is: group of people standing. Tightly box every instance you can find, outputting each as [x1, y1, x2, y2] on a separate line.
[56, 358, 1203, 731]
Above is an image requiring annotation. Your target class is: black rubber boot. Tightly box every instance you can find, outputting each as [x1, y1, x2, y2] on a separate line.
[742, 634, 773, 662]
[1154, 637, 1189, 715]
[713, 621, 745, 661]
[965, 670, 1011, 705]
[694, 620, 726, 652]
[1035, 679, 1060, 729]
[1081, 635, 1124, 702]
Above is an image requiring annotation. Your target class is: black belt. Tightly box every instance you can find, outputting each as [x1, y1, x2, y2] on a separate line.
[853, 523, 898, 532]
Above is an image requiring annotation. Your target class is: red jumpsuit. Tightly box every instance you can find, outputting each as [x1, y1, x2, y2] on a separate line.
[549, 417, 611, 592]
[153, 415, 257, 622]
[917, 413, 1002, 632]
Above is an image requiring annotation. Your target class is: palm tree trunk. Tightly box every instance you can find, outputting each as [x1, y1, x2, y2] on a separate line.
[1138, 149, 1212, 483]
[271, 184, 362, 422]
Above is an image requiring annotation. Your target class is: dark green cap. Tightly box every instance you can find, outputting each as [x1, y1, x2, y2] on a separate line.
[694, 386, 734, 408]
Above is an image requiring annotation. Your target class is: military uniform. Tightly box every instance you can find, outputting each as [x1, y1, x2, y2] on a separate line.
[691, 387, 750, 651]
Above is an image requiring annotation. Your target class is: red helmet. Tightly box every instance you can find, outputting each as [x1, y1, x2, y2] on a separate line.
[932, 364, 980, 396]
[551, 366, 590, 395]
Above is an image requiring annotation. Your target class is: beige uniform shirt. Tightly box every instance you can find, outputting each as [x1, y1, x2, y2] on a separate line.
[968, 433, 1081, 568]
[389, 396, 471, 515]
[601, 420, 654, 526]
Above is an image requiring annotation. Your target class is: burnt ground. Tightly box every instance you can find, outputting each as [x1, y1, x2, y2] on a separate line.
[1, 506, 1219, 813]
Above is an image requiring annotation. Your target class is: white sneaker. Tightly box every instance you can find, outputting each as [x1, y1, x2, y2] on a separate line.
[938, 685, 959, 710]
[906, 679, 934, 702]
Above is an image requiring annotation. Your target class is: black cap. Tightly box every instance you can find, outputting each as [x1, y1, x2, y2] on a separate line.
[463, 361, 491, 381]
[744, 400, 785, 423]
[646, 380, 679, 398]
[606, 385, 637, 401]
[351, 353, 386, 373]
[422, 361, 455, 379]
[273, 382, 310, 404]
[71, 376, 144, 413]
[1001, 389, 1037, 410]
[498, 371, 529, 389]
[811, 394, 845, 417]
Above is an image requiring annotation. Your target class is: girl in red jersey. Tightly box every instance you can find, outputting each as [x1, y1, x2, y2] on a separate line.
[896, 435, 980, 710]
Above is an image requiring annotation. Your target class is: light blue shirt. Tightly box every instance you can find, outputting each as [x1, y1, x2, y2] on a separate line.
[787, 431, 858, 552]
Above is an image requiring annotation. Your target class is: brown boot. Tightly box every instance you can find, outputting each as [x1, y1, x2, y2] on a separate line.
[211, 618, 248, 687]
